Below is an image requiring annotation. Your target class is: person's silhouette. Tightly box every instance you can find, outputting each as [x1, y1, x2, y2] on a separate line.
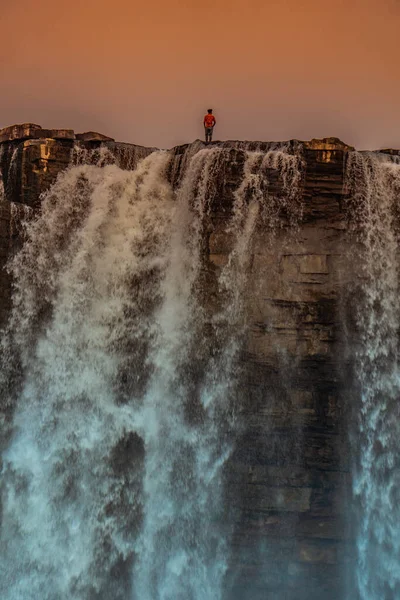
[203, 109, 216, 143]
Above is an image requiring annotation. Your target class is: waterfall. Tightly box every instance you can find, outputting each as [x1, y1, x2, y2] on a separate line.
[0, 144, 303, 600]
[0, 172, 4, 204]
[7, 147, 19, 182]
[70, 142, 155, 171]
[345, 152, 400, 600]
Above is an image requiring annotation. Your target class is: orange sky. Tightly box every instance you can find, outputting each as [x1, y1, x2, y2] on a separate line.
[1, 0, 399, 149]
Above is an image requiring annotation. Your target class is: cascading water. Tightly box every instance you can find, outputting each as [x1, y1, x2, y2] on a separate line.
[0, 172, 4, 204]
[70, 142, 155, 171]
[0, 143, 303, 600]
[345, 152, 400, 600]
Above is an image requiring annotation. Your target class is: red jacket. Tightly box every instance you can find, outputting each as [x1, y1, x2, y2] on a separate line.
[204, 114, 216, 128]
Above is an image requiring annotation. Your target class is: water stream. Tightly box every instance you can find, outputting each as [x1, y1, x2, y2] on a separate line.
[0, 144, 302, 599]
[345, 152, 400, 600]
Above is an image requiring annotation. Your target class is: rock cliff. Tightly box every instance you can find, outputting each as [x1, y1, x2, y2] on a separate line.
[0, 123, 398, 599]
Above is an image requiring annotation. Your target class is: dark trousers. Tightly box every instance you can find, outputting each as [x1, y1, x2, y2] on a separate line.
[205, 127, 213, 142]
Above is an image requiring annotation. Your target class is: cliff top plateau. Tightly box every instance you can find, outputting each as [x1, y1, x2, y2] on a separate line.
[0, 122, 399, 154]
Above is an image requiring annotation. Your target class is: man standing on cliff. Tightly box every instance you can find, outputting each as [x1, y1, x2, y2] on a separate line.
[203, 109, 216, 143]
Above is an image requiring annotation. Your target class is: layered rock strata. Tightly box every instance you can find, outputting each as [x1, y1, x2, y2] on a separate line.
[0, 124, 397, 599]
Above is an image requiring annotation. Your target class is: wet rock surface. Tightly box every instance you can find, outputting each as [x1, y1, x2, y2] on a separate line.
[0, 126, 397, 599]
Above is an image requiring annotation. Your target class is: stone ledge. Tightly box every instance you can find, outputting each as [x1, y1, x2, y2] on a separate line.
[0, 124, 117, 144]
[0, 123, 75, 143]
[304, 137, 355, 152]
[0, 123, 42, 142]
[378, 148, 400, 156]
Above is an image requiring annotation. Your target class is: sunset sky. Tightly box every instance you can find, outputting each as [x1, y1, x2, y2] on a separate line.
[1, 0, 399, 149]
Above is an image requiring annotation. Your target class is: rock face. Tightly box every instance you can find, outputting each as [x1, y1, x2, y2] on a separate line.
[0, 123, 75, 143]
[171, 139, 353, 599]
[0, 125, 396, 599]
[0, 123, 154, 208]
[225, 145, 350, 600]
[0, 124, 156, 338]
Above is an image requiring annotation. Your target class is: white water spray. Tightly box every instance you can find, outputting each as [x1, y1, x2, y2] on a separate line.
[0, 145, 302, 600]
[345, 152, 400, 600]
